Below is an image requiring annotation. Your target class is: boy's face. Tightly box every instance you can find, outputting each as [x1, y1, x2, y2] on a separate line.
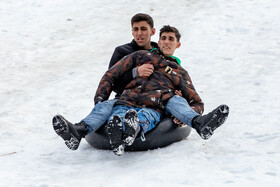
[158, 32, 181, 56]
[132, 21, 155, 49]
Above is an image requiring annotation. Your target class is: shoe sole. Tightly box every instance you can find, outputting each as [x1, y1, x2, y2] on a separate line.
[52, 115, 80, 150]
[106, 115, 124, 156]
[123, 109, 139, 146]
[200, 105, 229, 140]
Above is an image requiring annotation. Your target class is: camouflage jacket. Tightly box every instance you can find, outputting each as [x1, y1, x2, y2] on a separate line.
[94, 49, 204, 114]
[108, 40, 158, 97]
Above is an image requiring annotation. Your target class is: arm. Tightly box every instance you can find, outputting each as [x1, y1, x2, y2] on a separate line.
[108, 47, 136, 96]
[109, 48, 154, 96]
[94, 53, 138, 104]
[179, 71, 204, 115]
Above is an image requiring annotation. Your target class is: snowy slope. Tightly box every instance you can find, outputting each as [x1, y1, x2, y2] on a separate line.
[0, 0, 280, 186]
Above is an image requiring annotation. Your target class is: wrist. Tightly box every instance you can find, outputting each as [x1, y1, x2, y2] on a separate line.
[132, 67, 139, 78]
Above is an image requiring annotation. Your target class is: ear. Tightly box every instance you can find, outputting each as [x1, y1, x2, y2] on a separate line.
[151, 28, 156, 36]
[176, 42, 181, 49]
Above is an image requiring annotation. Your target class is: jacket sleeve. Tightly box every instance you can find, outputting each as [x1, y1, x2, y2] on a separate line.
[179, 71, 204, 115]
[108, 47, 134, 96]
[94, 53, 138, 104]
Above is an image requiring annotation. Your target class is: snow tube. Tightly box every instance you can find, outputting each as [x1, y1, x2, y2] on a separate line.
[85, 116, 192, 151]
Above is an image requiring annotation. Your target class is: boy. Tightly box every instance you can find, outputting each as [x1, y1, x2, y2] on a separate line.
[93, 25, 229, 155]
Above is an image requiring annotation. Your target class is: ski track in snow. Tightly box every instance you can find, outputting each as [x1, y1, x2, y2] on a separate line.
[0, 0, 279, 186]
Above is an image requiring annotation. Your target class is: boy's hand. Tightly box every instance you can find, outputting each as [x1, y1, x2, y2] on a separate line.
[175, 90, 182, 97]
[138, 64, 154, 78]
[172, 116, 187, 127]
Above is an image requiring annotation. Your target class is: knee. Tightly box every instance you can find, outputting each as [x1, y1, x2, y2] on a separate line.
[170, 95, 189, 105]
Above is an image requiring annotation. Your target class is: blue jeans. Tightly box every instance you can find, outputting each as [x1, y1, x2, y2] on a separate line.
[82, 99, 117, 133]
[82, 95, 198, 134]
[109, 105, 162, 133]
[165, 95, 199, 127]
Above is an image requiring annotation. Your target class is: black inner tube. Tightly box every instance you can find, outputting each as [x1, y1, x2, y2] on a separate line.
[85, 116, 192, 151]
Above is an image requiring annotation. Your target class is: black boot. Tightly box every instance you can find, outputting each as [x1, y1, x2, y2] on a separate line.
[52, 115, 88, 150]
[123, 109, 140, 146]
[106, 115, 125, 156]
[192, 105, 229, 140]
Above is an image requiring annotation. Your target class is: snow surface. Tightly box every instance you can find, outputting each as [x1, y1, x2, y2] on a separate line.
[1, 0, 280, 186]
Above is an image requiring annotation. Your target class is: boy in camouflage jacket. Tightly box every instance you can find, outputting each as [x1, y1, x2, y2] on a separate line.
[94, 26, 229, 155]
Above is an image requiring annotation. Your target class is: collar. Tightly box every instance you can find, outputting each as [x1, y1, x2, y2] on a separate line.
[150, 48, 181, 66]
[168, 55, 181, 66]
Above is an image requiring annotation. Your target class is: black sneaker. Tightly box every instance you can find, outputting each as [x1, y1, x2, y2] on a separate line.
[52, 115, 88, 150]
[106, 115, 124, 156]
[123, 109, 140, 146]
[192, 105, 229, 140]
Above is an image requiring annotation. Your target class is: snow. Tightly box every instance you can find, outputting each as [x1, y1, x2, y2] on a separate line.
[0, 0, 280, 186]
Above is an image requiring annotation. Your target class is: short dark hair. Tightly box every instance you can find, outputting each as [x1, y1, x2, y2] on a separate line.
[159, 25, 181, 42]
[131, 13, 154, 28]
